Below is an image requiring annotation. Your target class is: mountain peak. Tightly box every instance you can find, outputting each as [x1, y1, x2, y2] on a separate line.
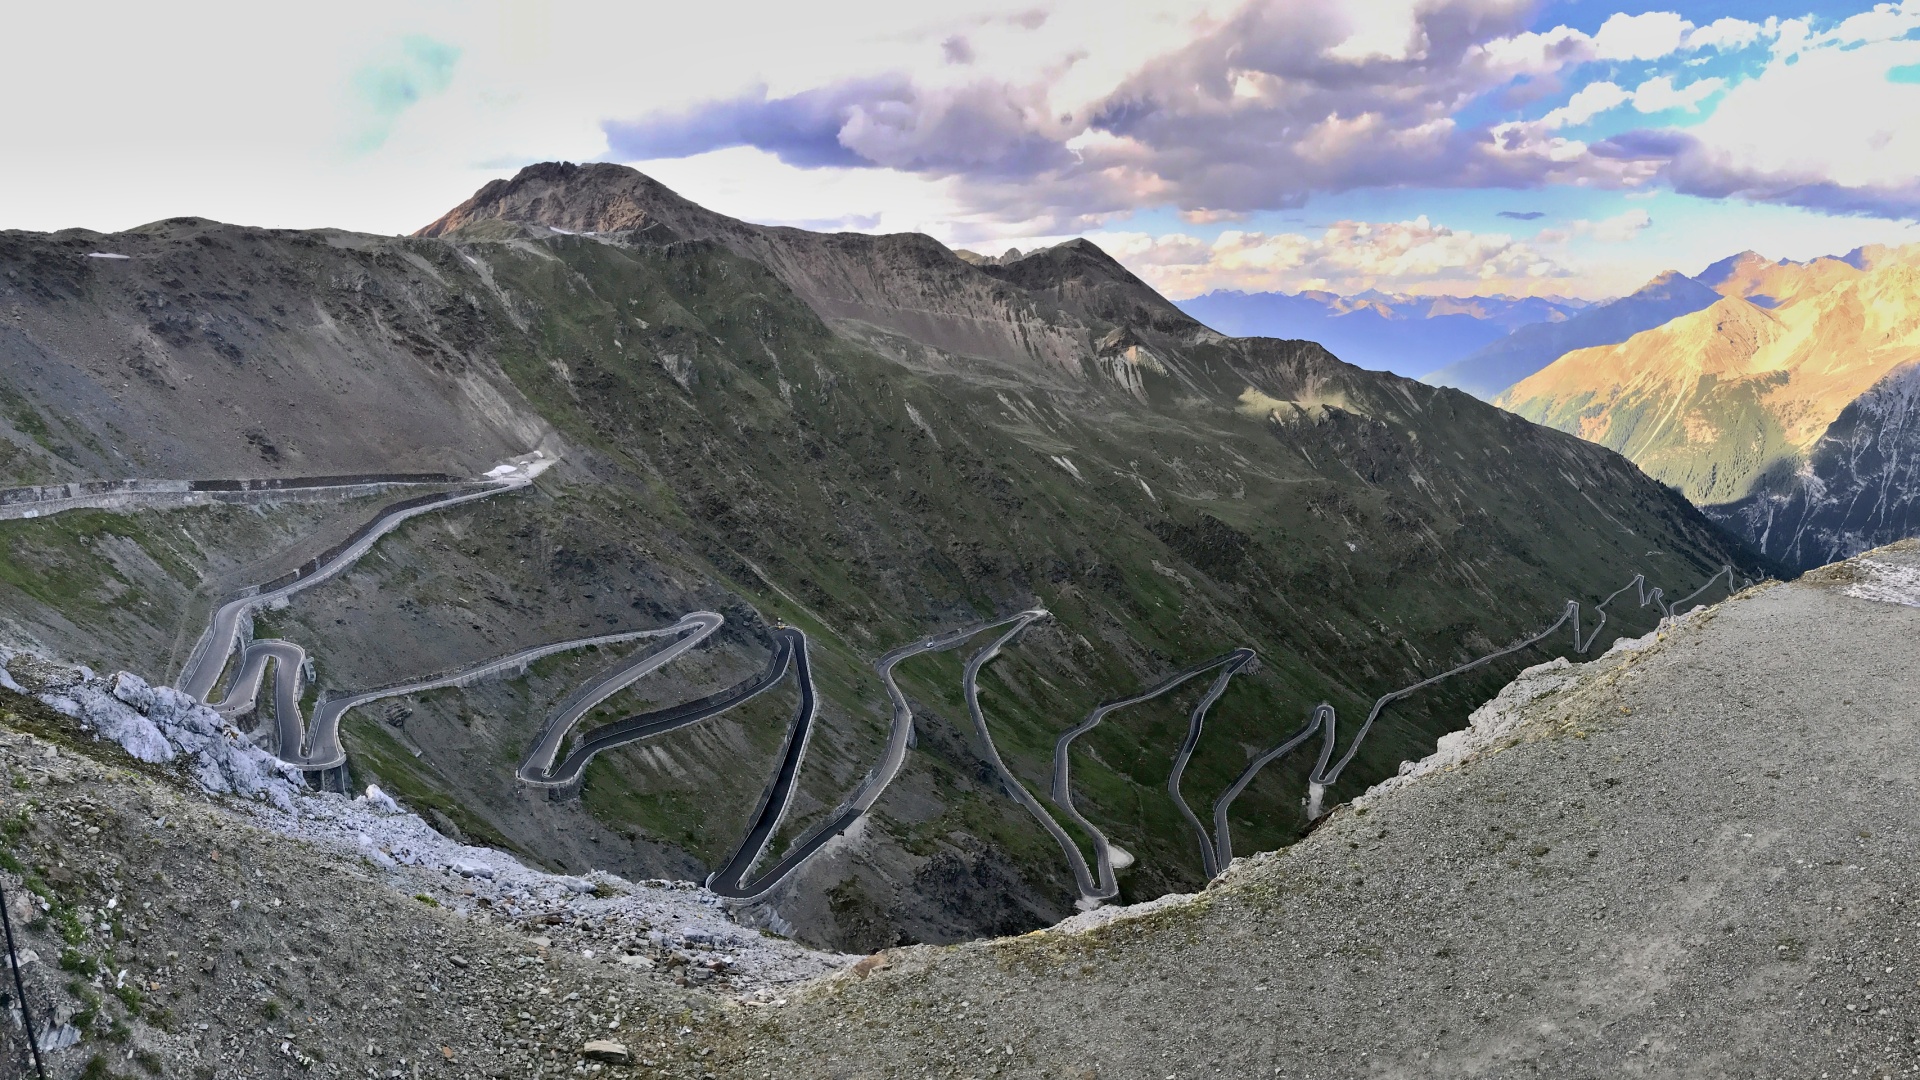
[1695, 250, 1775, 290]
[971, 237, 1202, 335]
[415, 161, 711, 239]
[1630, 270, 1719, 305]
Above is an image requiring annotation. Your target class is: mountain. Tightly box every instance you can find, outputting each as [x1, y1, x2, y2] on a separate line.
[1707, 360, 1920, 568]
[1497, 246, 1920, 569]
[5, 543, 1913, 1074]
[1174, 287, 1583, 378]
[1423, 270, 1722, 400]
[0, 162, 1762, 951]
[1696, 248, 1867, 308]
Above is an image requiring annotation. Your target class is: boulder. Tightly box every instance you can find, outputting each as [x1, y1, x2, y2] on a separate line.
[582, 1040, 632, 1065]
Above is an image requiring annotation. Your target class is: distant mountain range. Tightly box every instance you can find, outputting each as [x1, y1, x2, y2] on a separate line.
[1173, 288, 1586, 379]
[1421, 271, 1722, 401]
[1498, 246, 1920, 569]
[1167, 243, 1920, 571]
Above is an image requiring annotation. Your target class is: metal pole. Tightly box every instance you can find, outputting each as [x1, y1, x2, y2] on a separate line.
[0, 877, 48, 1079]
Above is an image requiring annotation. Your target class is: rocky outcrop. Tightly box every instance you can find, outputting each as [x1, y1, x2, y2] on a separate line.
[1706, 360, 1920, 570]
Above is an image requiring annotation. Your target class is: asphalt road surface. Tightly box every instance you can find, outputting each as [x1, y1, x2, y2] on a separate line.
[296, 625, 701, 770]
[706, 627, 816, 900]
[515, 613, 728, 786]
[952, 611, 1116, 900]
[697, 613, 1038, 902]
[176, 455, 550, 702]
[1164, 649, 1257, 878]
[1048, 647, 1256, 903]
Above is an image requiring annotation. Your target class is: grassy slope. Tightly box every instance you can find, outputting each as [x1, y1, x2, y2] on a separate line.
[0, 218, 1765, 945]
[447, 231, 1761, 909]
[1502, 375, 1797, 504]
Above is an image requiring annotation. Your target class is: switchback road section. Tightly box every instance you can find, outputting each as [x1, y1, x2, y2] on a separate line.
[1048, 648, 1256, 903]
[699, 612, 1042, 903]
[176, 453, 552, 702]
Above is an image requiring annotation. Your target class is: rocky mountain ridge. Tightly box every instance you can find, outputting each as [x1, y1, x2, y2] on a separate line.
[0, 162, 1764, 952]
[1423, 269, 1722, 400]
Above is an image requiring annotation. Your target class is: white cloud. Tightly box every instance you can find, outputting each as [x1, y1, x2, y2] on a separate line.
[1569, 208, 1653, 243]
[1630, 75, 1726, 113]
[623, 146, 973, 235]
[1094, 215, 1566, 298]
[1817, 1, 1920, 48]
[1541, 82, 1631, 128]
[1683, 17, 1771, 52]
[1178, 208, 1249, 225]
[1324, 0, 1427, 62]
[1592, 11, 1693, 61]
[1656, 34, 1920, 203]
[0, 0, 1241, 233]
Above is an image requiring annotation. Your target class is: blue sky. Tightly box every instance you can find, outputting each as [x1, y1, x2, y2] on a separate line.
[3, 0, 1918, 300]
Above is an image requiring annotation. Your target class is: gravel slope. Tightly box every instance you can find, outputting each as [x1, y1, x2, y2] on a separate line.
[0, 698, 819, 1079]
[718, 540, 1920, 1078]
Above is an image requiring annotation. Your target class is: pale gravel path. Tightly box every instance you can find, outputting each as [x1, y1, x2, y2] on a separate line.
[714, 541, 1920, 1079]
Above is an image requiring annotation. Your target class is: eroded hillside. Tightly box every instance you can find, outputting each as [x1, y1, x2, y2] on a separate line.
[0, 163, 1765, 950]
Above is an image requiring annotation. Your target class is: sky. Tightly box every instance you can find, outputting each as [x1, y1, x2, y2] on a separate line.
[6, 0, 1920, 300]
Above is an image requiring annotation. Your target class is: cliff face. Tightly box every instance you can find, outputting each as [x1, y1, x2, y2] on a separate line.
[1707, 361, 1920, 568]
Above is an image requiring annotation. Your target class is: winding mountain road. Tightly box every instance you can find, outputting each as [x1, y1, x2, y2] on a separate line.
[1207, 564, 1751, 868]
[706, 628, 817, 900]
[176, 453, 552, 702]
[954, 610, 1126, 900]
[1209, 703, 1334, 872]
[520, 621, 795, 790]
[293, 624, 707, 770]
[696, 612, 1041, 902]
[170, 471, 1054, 902]
[1165, 649, 1257, 879]
[515, 612, 729, 786]
[159, 451, 1753, 911]
[1047, 648, 1256, 902]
